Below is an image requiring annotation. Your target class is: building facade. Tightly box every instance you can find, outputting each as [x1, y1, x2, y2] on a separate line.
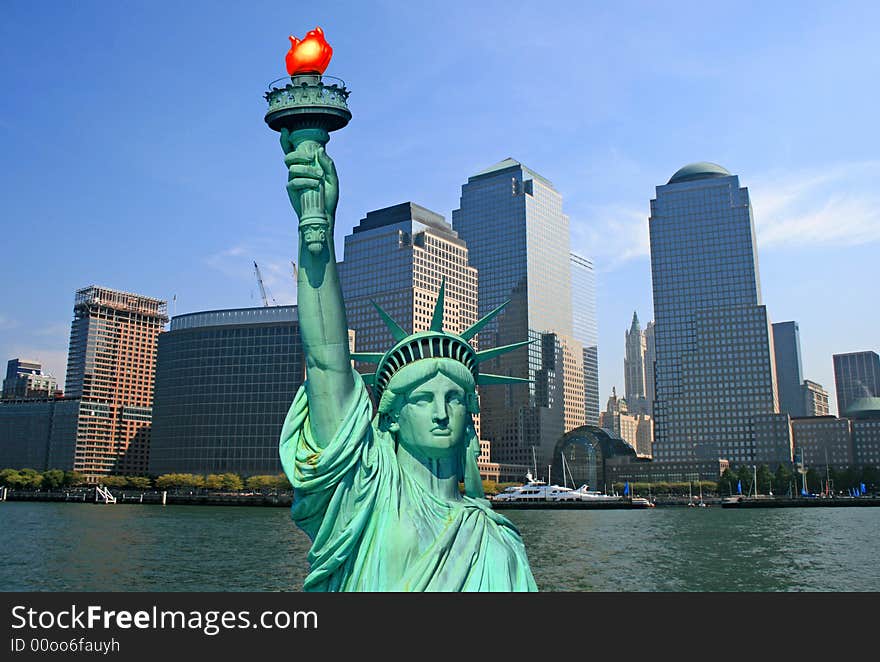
[624, 311, 649, 415]
[0, 398, 79, 471]
[150, 306, 304, 477]
[2, 359, 58, 400]
[644, 320, 656, 415]
[571, 253, 599, 426]
[833, 351, 880, 417]
[791, 417, 853, 471]
[849, 398, 880, 469]
[453, 159, 584, 478]
[772, 321, 805, 417]
[648, 162, 778, 467]
[751, 412, 794, 468]
[63, 286, 167, 479]
[802, 379, 830, 417]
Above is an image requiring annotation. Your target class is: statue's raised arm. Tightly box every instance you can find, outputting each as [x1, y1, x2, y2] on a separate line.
[280, 127, 355, 446]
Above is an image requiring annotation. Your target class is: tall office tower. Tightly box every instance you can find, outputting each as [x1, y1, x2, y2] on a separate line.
[649, 162, 778, 466]
[833, 351, 880, 417]
[453, 159, 584, 477]
[802, 379, 830, 417]
[571, 253, 599, 425]
[2, 359, 57, 400]
[337, 202, 489, 464]
[65, 286, 167, 478]
[772, 321, 805, 417]
[624, 311, 648, 414]
[644, 320, 656, 415]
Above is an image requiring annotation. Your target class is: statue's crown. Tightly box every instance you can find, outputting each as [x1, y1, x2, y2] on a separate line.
[353, 278, 531, 402]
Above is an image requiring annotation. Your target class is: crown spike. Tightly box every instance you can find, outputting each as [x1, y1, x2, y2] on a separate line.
[370, 300, 408, 342]
[429, 277, 446, 332]
[460, 299, 510, 341]
[475, 339, 534, 363]
[477, 373, 531, 386]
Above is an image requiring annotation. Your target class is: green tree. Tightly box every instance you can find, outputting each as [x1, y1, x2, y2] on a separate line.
[735, 465, 754, 494]
[126, 476, 152, 490]
[101, 476, 128, 488]
[860, 466, 878, 493]
[246, 475, 274, 492]
[220, 473, 243, 491]
[719, 468, 736, 496]
[41, 469, 65, 489]
[756, 464, 773, 494]
[272, 473, 292, 491]
[18, 468, 43, 489]
[204, 474, 224, 491]
[774, 464, 793, 495]
[0, 469, 23, 488]
[63, 471, 87, 487]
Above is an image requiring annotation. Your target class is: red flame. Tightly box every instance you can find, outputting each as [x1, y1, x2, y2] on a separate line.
[285, 26, 333, 75]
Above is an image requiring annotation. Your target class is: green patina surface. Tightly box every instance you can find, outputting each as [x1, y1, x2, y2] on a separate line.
[264, 72, 537, 591]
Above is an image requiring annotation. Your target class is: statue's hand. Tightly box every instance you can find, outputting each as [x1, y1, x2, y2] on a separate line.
[281, 129, 339, 229]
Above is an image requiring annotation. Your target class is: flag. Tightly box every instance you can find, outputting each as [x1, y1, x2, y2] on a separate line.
[861, 483, 866, 495]
[623, 481, 630, 496]
[801, 487, 808, 496]
[737, 480, 742, 495]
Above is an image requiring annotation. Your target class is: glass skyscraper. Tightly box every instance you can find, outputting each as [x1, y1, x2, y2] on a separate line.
[149, 306, 303, 476]
[453, 159, 584, 477]
[338, 202, 478, 356]
[649, 162, 778, 466]
[571, 253, 599, 426]
[772, 321, 805, 417]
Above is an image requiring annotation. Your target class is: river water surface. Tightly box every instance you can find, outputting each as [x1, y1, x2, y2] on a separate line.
[2, 502, 877, 591]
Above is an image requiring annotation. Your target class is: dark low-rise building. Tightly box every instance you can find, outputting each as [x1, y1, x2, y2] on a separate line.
[149, 306, 305, 477]
[0, 397, 79, 471]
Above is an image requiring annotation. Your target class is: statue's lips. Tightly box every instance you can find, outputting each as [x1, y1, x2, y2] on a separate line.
[431, 428, 452, 436]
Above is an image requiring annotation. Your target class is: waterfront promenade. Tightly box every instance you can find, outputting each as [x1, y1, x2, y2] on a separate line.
[3, 487, 880, 509]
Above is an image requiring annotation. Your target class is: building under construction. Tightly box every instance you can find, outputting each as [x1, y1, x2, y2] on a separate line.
[65, 286, 168, 479]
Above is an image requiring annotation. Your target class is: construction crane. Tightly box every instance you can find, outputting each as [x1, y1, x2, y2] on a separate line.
[253, 261, 276, 307]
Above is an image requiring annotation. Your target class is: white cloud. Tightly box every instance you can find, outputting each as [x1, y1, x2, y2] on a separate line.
[571, 205, 650, 271]
[751, 161, 880, 249]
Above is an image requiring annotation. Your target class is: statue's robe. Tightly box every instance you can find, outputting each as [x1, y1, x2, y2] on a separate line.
[279, 372, 537, 591]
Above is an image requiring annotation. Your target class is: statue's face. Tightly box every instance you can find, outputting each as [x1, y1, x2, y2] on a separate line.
[395, 372, 470, 459]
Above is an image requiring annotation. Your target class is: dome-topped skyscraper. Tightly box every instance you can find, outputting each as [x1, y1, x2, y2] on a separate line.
[667, 162, 732, 184]
[649, 163, 778, 469]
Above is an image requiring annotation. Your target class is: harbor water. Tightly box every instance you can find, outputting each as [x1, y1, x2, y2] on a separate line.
[1, 501, 878, 592]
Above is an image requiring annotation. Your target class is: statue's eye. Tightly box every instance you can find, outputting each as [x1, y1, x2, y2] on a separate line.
[447, 392, 464, 405]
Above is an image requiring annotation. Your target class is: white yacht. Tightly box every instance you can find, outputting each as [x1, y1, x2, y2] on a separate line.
[492, 473, 578, 502]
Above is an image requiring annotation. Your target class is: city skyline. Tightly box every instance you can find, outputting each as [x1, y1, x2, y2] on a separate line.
[3, 2, 880, 417]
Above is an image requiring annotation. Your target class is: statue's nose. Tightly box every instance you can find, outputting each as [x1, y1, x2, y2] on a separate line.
[432, 401, 448, 423]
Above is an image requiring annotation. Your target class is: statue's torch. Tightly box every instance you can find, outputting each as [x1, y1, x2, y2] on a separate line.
[264, 27, 351, 253]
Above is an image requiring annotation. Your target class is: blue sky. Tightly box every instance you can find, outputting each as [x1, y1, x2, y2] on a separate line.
[2, 1, 878, 415]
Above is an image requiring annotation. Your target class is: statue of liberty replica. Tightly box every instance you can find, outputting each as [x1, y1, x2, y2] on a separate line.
[265, 28, 537, 591]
